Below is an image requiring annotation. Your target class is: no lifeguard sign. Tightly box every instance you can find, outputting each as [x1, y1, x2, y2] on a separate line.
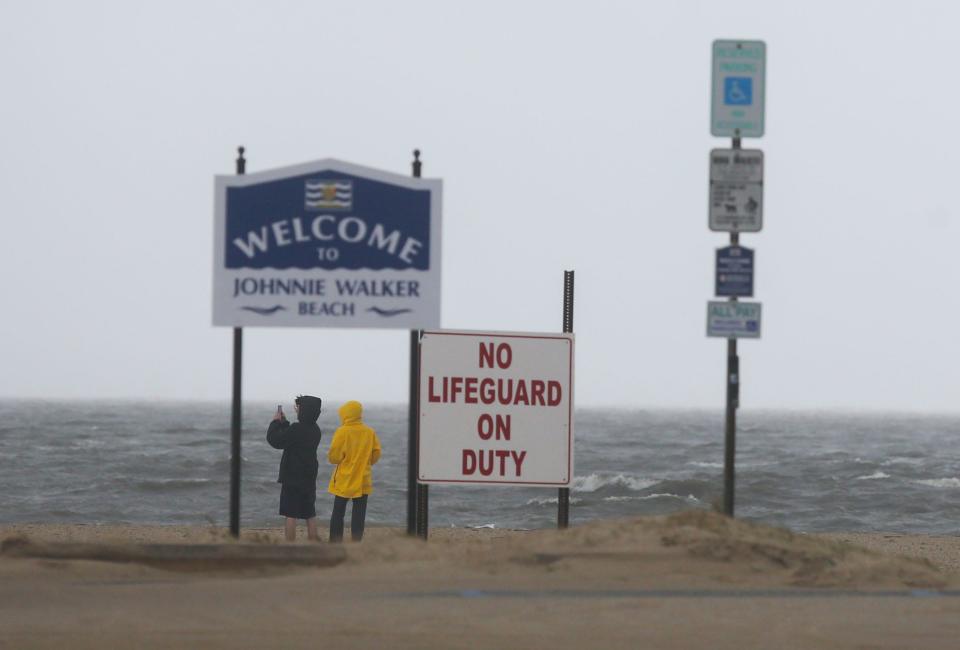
[417, 330, 575, 487]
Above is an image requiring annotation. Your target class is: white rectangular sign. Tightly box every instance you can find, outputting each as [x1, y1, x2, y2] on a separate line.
[213, 158, 442, 329]
[418, 330, 575, 487]
[707, 301, 762, 339]
[711, 40, 766, 138]
[709, 148, 763, 232]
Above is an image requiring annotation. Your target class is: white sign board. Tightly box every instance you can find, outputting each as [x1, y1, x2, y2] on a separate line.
[418, 330, 575, 487]
[213, 158, 442, 329]
[707, 301, 762, 338]
[709, 148, 763, 232]
[711, 40, 766, 138]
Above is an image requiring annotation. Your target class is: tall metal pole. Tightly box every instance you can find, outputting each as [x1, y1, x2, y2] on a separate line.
[408, 149, 425, 537]
[229, 146, 246, 538]
[558, 270, 574, 529]
[722, 136, 741, 517]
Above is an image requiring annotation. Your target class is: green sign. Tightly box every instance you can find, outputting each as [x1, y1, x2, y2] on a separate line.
[711, 40, 766, 138]
[707, 301, 762, 339]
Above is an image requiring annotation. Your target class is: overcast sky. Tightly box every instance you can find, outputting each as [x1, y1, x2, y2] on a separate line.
[1, 0, 957, 411]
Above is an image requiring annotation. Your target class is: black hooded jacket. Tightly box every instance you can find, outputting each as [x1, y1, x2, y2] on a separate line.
[266, 395, 322, 488]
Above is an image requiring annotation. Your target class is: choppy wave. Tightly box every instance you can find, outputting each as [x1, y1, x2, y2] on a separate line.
[855, 471, 891, 481]
[3, 402, 960, 533]
[603, 494, 701, 503]
[571, 473, 657, 492]
[525, 496, 584, 506]
[881, 457, 926, 467]
[915, 478, 960, 488]
[132, 478, 213, 492]
[71, 438, 107, 449]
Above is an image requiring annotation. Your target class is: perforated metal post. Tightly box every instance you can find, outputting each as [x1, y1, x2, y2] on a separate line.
[229, 146, 246, 538]
[558, 270, 575, 528]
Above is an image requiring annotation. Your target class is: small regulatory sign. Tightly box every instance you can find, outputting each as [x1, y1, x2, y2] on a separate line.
[418, 329, 574, 487]
[709, 148, 763, 232]
[711, 40, 766, 137]
[715, 245, 755, 297]
[707, 301, 762, 339]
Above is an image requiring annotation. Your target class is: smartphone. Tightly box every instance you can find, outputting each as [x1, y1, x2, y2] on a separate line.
[277, 404, 283, 413]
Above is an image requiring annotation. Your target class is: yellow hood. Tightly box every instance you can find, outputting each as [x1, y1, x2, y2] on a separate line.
[338, 400, 363, 425]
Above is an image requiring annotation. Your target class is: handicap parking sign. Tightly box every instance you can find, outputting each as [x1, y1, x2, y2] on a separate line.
[711, 40, 765, 137]
[724, 77, 752, 105]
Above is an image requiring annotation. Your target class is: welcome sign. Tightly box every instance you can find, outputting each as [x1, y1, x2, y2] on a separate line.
[212, 159, 442, 328]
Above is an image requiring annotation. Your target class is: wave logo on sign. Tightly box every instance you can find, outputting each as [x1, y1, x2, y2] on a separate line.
[305, 179, 351, 210]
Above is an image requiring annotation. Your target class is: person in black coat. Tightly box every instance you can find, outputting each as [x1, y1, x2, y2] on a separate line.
[267, 395, 323, 541]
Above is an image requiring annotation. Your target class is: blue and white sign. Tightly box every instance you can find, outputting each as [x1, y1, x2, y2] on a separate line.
[707, 301, 762, 339]
[213, 159, 442, 328]
[711, 40, 766, 138]
[716, 246, 755, 297]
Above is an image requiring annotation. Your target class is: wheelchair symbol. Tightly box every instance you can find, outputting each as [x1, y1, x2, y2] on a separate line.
[724, 77, 753, 106]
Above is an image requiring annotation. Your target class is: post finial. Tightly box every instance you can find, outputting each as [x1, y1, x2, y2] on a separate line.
[412, 149, 422, 178]
[236, 146, 246, 175]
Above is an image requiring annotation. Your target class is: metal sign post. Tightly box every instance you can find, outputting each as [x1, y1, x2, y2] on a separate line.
[708, 39, 766, 518]
[558, 270, 574, 529]
[229, 146, 246, 538]
[410, 150, 428, 539]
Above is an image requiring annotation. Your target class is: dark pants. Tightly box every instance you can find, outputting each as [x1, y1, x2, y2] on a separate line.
[329, 494, 368, 542]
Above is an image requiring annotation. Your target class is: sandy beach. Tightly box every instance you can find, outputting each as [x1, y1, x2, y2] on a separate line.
[2, 512, 959, 649]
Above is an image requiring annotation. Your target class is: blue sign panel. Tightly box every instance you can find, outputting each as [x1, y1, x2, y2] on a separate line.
[225, 171, 431, 270]
[213, 158, 442, 329]
[715, 245, 754, 297]
[723, 77, 753, 105]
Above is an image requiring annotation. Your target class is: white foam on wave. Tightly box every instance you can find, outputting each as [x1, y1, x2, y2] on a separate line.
[855, 471, 890, 481]
[525, 496, 584, 506]
[687, 461, 723, 469]
[603, 493, 700, 503]
[881, 457, 925, 467]
[73, 438, 107, 449]
[571, 473, 657, 493]
[140, 478, 213, 486]
[914, 478, 960, 488]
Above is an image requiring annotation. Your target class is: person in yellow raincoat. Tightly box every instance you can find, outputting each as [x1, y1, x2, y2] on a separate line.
[327, 400, 381, 542]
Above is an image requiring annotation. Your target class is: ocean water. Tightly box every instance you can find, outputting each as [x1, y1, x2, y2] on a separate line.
[0, 400, 958, 534]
